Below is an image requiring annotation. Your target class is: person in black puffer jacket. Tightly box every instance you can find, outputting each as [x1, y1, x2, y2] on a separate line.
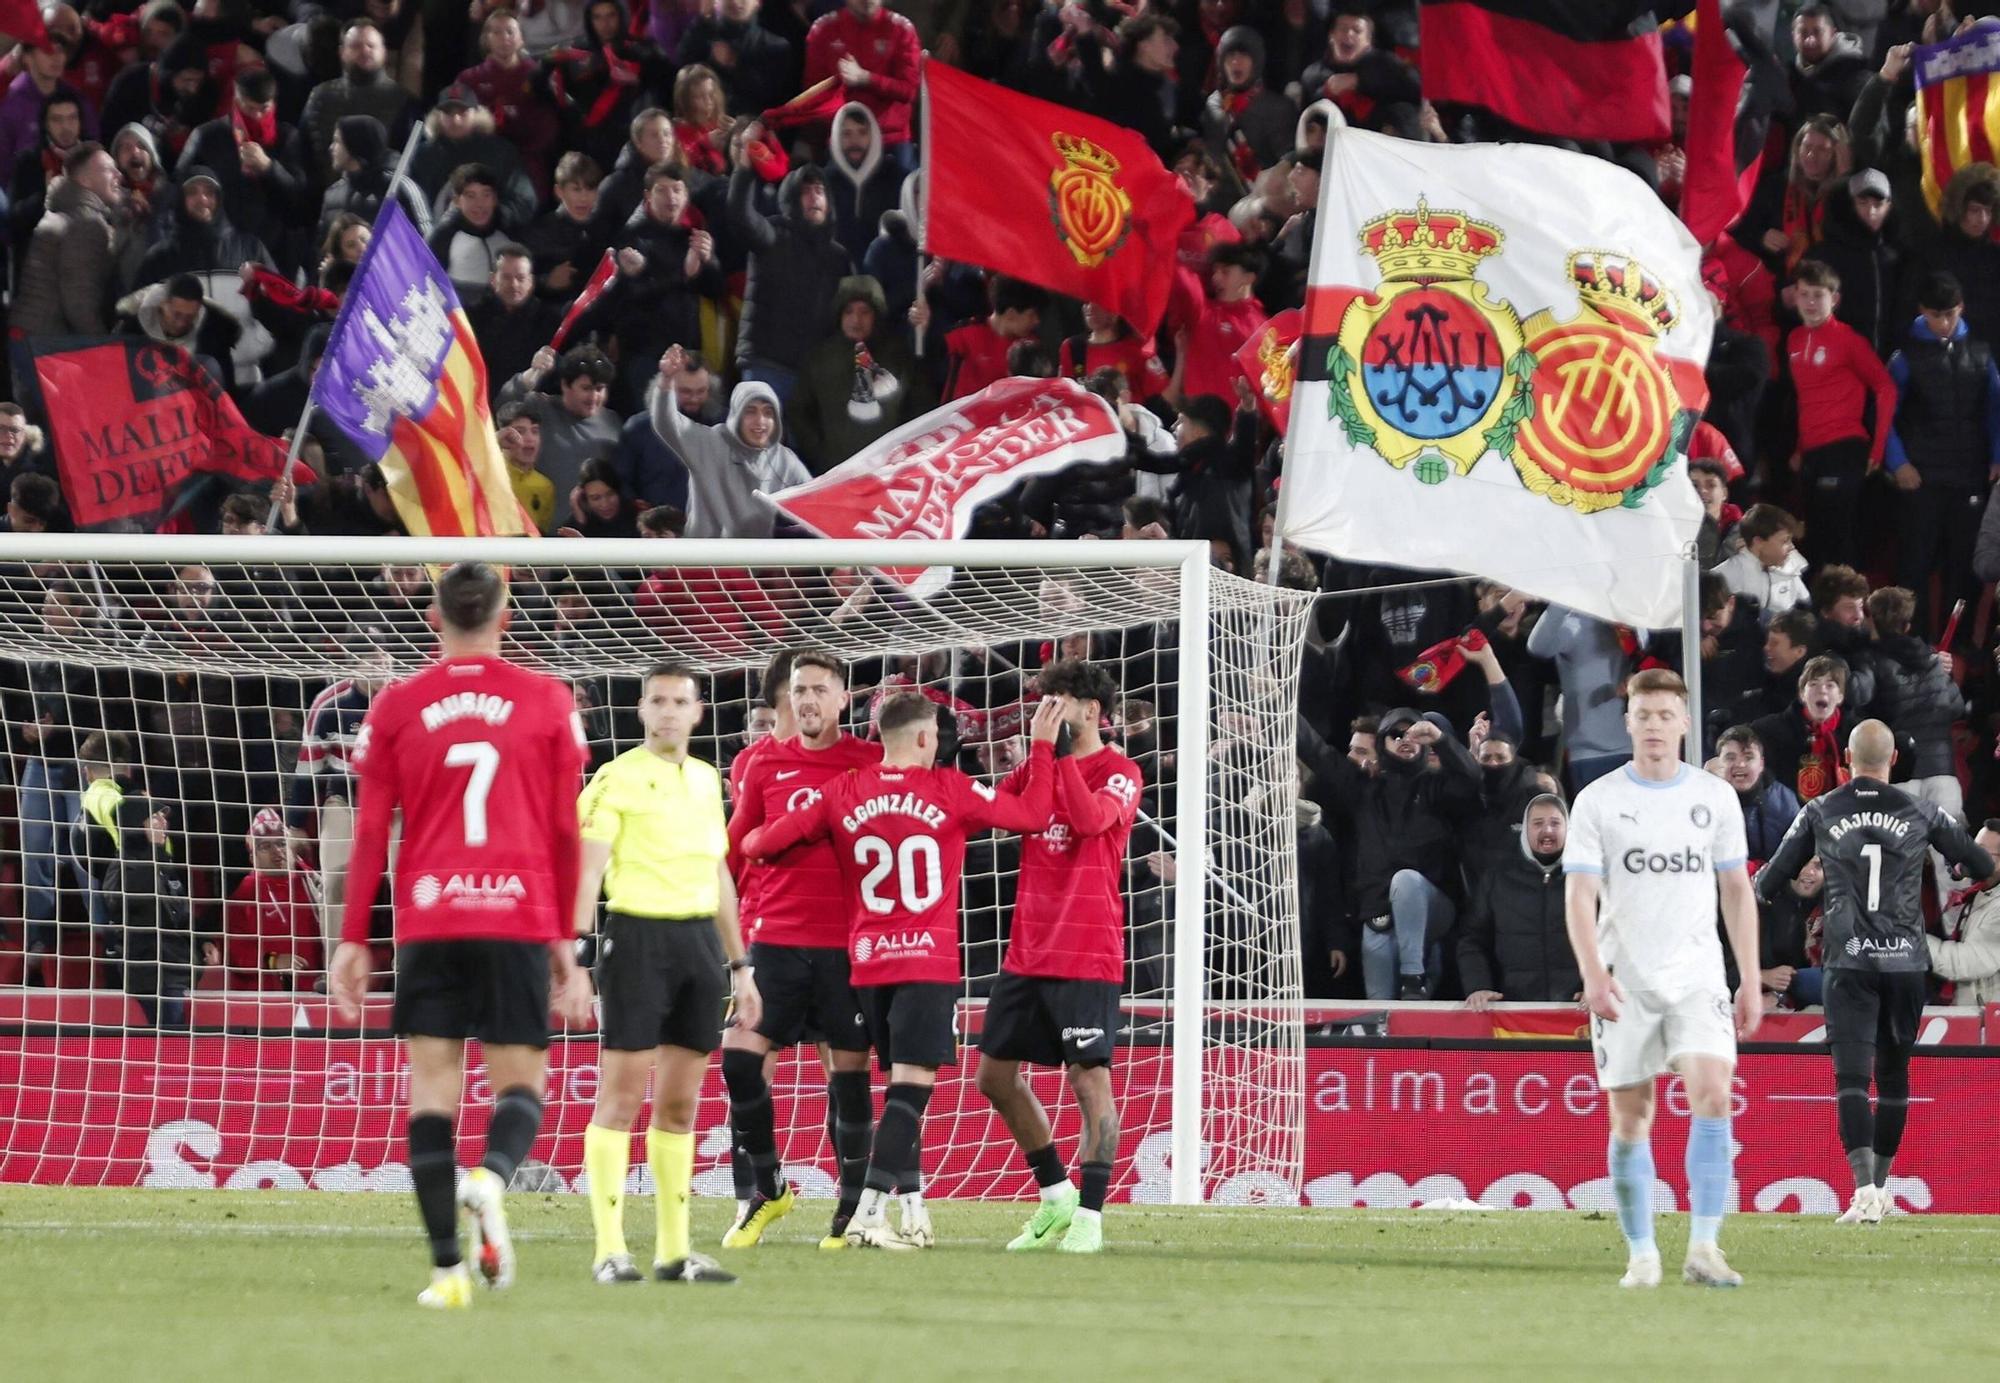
[1712, 724, 1803, 871]
[1298, 706, 1480, 1001]
[1814, 170, 1901, 360]
[728, 146, 851, 402]
[92, 791, 197, 1030]
[136, 168, 275, 287]
[1457, 794, 1580, 1007]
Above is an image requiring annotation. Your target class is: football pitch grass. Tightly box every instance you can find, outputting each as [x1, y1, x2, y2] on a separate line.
[6, 1189, 2000, 1382]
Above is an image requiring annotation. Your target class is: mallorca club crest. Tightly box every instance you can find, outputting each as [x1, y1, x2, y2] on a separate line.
[1324, 198, 1531, 481]
[1048, 132, 1133, 269]
[1512, 252, 1692, 514]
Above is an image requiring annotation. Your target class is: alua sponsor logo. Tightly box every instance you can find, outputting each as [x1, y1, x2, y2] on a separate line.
[1846, 935, 1914, 958]
[412, 873, 528, 909]
[854, 930, 937, 963]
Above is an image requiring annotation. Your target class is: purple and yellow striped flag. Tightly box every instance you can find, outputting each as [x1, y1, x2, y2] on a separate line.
[312, 202, 532, 537]
[1915, 27, 2000, 217]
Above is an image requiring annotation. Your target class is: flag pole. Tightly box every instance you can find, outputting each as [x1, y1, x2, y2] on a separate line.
[389, 122, 430, 235]
[265, 401, 314, 529]
[1681, 550, 1704, 767]
[914, 64, 930, 359]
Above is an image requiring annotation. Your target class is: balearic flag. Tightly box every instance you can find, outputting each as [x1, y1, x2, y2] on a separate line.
[1914, 25, 2000, 216]
[312, 202, 531, 537]
[923, 61, 1193, 337]
[1418, 0, 1669, 144]
[1280, 130, 1712, 630]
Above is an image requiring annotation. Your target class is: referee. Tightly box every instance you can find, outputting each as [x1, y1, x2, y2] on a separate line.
[1757, 718, 1996, 1226]
[575, 663, 760, 1285]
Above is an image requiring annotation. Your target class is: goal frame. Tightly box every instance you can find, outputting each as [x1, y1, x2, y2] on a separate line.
[0, 532, 1238, 1206]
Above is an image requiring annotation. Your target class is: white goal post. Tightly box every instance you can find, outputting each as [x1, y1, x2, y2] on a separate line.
[0, 533, 1310, 1206]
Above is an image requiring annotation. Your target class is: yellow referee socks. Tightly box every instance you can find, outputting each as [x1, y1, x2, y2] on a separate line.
[648, 1127, 694, 1264]
[584, 1123, 632, 1261]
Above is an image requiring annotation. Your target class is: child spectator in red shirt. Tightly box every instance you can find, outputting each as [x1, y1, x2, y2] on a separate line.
[1785, 259, 1895, 569]
[221, 809, 323, 991]
[919, 277, 1047, 400]
[1059, 304, 1169, 405]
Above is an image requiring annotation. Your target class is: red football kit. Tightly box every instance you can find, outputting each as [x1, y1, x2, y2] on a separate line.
[224, 867, 323, 988]
[1003, 747, 1143, 983]
[1786, 317, 1895, 461]
[728, 731, 882, 947]
[943, 321, 1020, 400]
[743, 743, 1056, 985]
[341, 655, 586, 947]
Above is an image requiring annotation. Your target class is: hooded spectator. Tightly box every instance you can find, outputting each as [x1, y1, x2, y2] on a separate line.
[804, 0, 922, 165]
[455, 9, 560, 193]
[824, 101, 900, 264]
[115, 272, 242, 388]
[792, 274, 930, 472]
[14, 143, 122, 337]
[136, 166, 274, 285]
[728, 144, 851, 400]
[99, 29, 210, 163]
[175, 68, 310, 273]
[315, 114, 390, 248]
[409, 84, 537, 226]
[1299, 9, 1420, 139]
[1458, 794, 1581, 1007]
[650, 343, 810, 538]
[1202, 25, 1297, 186]
[675, 0, 794, 118]
[298, 20, 417, 188]
[861, 169, 920, 323]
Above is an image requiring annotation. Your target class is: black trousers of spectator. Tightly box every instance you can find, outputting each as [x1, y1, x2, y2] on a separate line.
[1896, 478, 1987, 641]
[1802, 437, 1871, 571]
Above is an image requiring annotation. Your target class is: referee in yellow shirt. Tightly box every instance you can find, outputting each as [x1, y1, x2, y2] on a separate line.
[576, 663, 760, 1285]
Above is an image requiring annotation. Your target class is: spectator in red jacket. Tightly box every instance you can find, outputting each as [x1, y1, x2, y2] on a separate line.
[1170, 242, 1268, 405]
[803, 0, 921, 170]
[1786, 258, 1895, 570]
[915, 275, 1046, 400]
[220, 809, 322, 991]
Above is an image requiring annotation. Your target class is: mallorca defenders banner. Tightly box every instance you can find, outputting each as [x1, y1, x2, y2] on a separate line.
[1281, 130, 1713, 631]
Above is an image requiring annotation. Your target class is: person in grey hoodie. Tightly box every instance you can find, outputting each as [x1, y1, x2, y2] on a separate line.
[1526, 604, 1637, 793]
[650, 344, 810, 538]
[1457, 793, 1581, 1008]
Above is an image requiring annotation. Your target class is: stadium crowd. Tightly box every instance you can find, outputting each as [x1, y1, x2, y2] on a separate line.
[5, 0, 2000, 1026]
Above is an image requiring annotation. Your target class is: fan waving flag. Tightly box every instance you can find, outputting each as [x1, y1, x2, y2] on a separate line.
[1282, 131, 1712, 630]
[550, 248, 615, 351]
[923, 62, 1193, 337]
[1914, 26, 2000, 216]
[19, 336, 300, 531]
[312, 202, 531, 537]
[1419, 1, 1669, 144]
[1679, 0, 1760, 246]
[0, 1, 48, 47]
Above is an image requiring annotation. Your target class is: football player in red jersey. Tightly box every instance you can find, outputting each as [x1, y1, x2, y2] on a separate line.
[976, 660, 1142, 1255]
[720, 649, 883, 1250]
[743, 690, 1063, 1248]
[329, 562, 592, 1310]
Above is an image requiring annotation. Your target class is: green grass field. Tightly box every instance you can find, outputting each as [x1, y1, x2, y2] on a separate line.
[4, 1189, 1999, 1382]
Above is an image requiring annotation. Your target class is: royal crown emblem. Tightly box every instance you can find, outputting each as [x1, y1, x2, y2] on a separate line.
[1048, 132, 1133, 269]
[1512, 251, 1689, 514]
[1254, 323, 1296, 405]
[1324, 198, 1532, 481]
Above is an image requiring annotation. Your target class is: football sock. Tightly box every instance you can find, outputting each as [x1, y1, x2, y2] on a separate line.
[584, 1123, 632, 1260]
[407, 1113, 462, 1269]
[828, 1071, 872, 1220]
[1686, 1116, 1732, 1247]
[1846, 1146, 1877, 1192]
[648, 1127, 694, 1265]
[895, 1124, 924, 1196]
[721, 1048, 781, 1200]
[1024, 1142, 1069, 1193]
[1834, 1041, 1875, 1186]
[1607, 1135, 1655, 1257]
[866, 1083, 931, 1195]
[1080, 1160, 1113, 1214]
[1873, 1050, 1912, 1180]
[481, 1085, 542, 1186]
[729, 1145, 755, 1205]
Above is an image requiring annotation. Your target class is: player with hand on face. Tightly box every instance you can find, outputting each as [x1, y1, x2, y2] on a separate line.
[742, 692, 1065, 1249]
[1756, 719, 1998, 1225]
[976, 659, 1142, 1255]
[1563, 668, 1761, 1290]
[329, 562, 592, 1310]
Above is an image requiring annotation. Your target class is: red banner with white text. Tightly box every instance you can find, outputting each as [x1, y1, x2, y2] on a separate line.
[8, 1037, 2000, 1214]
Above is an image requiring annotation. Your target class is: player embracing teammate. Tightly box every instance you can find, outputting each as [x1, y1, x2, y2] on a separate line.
[1563, 669, 1762, 1289]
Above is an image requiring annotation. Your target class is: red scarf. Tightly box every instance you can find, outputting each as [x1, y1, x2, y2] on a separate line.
[1779, 183, 1826, 270]
[231, 100, 277, 149]
[1796, 709, 1848, 800]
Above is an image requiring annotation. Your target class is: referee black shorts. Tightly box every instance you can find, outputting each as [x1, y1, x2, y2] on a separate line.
[979, 972, 1120, 1069]
[751, 942, 869, 1052]
[597, 913, 729, 1054]
[393, 939, 550, 1049]
[1825, 968, 1928, 1056]
[858, 982, 959, 1072]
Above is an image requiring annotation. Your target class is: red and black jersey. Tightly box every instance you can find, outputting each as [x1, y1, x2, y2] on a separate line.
[729, 732, 881, 948]
[1003, 747, 1143, 982]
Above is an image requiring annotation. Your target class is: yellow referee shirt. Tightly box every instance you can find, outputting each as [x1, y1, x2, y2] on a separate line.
[578, 746, 727, 918]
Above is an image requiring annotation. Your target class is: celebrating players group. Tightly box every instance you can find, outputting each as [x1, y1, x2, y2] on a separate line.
[328, 562, 1141, 1306]
[328, 563, 1995, 1307]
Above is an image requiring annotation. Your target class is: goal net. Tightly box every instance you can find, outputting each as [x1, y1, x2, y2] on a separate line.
[0, 535, 1311, 1206]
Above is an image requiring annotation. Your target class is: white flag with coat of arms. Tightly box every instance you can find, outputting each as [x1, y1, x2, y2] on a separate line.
[1279, 130, 1714, 630]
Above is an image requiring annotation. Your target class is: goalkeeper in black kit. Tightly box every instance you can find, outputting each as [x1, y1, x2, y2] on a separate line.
[1756, 719, 1997, 1225]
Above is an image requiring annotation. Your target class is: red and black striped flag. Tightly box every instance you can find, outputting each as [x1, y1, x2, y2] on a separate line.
[1419, 0, 1670, 144]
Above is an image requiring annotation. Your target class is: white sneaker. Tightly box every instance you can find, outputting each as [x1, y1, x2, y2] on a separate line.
[1619, 1249, 1662, 1289]
[1836, 1188, 1870, 1224]
[1860, 1184, 1888, 1225]
[459, 1167, 514, 1290]
[896, 1194, 935, 1249]
[844, 1212, 918, 1251]
[1682, 1241, 1743, 1288]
